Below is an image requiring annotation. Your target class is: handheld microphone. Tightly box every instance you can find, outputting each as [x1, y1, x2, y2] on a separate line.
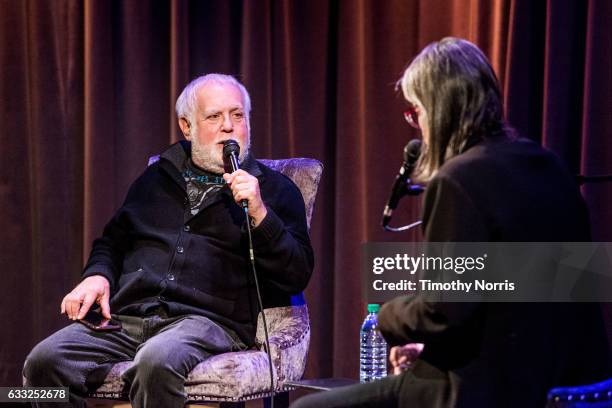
[222, 139, 241, 172]
[222, 139, 248, 208]
[382, 139, 422, 227]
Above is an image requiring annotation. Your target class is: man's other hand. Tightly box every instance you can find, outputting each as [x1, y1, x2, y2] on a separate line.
[389, 343, 424, 375]
[223, 169, 267, 226]
[60, 275, 111, 320]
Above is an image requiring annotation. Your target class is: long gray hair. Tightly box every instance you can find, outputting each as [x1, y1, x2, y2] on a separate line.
[398, 37, 507, 182]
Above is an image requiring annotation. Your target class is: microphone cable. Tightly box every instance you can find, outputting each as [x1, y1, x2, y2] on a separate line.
[383, 219, 423, 232]
[244, 207, 276, 407]
[223, 140, 275, 407]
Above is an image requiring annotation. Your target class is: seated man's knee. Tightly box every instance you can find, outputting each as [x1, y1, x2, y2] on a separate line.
[23, 340, 64, 385]
[126, 347, 181, 385]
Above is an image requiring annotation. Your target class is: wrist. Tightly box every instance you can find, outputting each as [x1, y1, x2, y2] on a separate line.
[250, 206, 268, 227]
[86, 275, 110, 288]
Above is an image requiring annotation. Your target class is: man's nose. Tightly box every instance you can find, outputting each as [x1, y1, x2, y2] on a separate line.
[221, 113, 233, 132]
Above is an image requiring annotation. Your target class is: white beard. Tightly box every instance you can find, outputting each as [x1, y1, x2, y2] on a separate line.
[191, 136, 250, 174]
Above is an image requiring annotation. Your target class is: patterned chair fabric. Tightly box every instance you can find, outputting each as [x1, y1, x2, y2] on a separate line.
[89, 157, 323, 403]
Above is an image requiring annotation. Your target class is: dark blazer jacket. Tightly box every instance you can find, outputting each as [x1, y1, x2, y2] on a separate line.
[379, 136, 611, 407]
[82, 141, 314, 345]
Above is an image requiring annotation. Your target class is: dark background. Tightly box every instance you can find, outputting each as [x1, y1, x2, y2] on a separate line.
[1, 0, 611, 386]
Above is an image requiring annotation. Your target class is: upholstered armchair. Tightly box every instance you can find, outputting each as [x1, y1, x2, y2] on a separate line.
[87, 157, 323, 407]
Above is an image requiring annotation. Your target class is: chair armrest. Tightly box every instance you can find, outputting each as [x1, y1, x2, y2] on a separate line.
[255, 305, 310, 384]
[256, 304, 310, 349]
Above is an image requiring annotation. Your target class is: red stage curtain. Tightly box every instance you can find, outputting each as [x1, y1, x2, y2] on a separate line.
[1, 0, 610, 385]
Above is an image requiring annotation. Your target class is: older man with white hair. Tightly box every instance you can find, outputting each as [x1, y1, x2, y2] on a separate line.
[24, 74, 314, 408]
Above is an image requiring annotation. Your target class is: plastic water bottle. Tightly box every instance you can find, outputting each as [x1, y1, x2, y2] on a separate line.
[359, 303, 388, 382]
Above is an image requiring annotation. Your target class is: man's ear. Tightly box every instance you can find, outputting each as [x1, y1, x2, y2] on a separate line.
[178, 117, 192, 140]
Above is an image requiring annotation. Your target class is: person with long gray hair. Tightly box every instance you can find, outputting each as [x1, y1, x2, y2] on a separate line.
[291, 37, 609, 408]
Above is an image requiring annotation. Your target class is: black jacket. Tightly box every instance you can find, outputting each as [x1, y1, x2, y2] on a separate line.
[82, 141, 314, 345]
[379, 137, 610, 407]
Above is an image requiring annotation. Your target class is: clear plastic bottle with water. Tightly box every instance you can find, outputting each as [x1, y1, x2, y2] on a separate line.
[359, 303, 388, 383]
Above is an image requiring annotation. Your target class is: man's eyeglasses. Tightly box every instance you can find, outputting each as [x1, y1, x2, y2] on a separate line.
[403, 105, 420, 130]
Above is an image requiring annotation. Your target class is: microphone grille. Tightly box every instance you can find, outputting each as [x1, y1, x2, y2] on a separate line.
[404, 139, 422, 163]
[222, 139, 240, 159]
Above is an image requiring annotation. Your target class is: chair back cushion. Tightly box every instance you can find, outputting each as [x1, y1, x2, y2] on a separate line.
[258, 158, 323, 230]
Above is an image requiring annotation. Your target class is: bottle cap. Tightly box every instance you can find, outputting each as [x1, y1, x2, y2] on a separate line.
[367, 304, 380, 313]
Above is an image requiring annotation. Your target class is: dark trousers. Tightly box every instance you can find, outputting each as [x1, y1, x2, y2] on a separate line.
[289, 360, 457, 408]
[290, 375, 404, 408]
[23, 313, 244, 408]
